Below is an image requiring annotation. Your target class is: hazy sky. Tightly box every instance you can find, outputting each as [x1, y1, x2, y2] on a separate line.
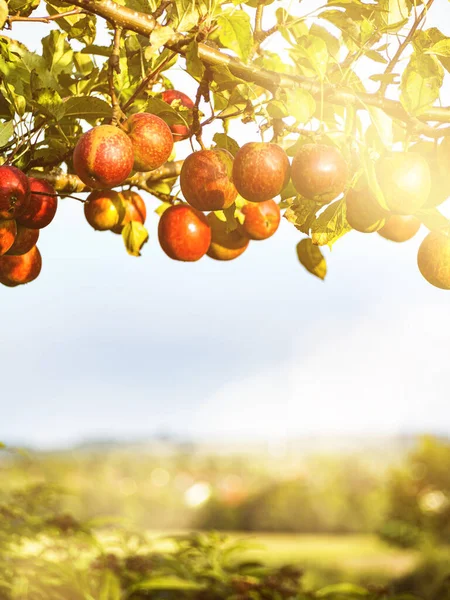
[2, 1, 450, 449]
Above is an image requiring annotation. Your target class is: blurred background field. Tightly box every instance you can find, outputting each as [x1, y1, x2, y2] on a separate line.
[2, 434, 450, 598]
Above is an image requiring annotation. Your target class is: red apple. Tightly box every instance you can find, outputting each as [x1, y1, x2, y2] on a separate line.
[0, 245, 41, 286]
[73, 125, 134, 189]
[84, 190, 125, 231]
[124, 113, 173, 172]
[378, 215, 421, 242]
[180, 149, 237, 211]
[111, 190, 147, 234]
[232, 143, 290, 203]
[6, 224, 39, 256]
[18, 178, 58, 229]
[291, 143, 348, 204]
[0, 219, 17, 256]
[0, 165, 30, 219]
[417, 231, 450, 290]
[158, 204, 211, 262]
[207, 212, 249, 261]
[161, 90, 194, 142]
[240, 199, 280, 240]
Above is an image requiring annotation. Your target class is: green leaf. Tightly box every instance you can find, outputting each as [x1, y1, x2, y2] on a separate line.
[296, 238, 327, 280]
[7, 0, 39, 17]
[367, 106, 393, 148]
[400, 52, 444, 116]
[0, 0, 8, 29]
[284, 196, 319, 234]
[377, 0, 410, 31]
[131, 577, 205, 591]
[62, 96, 112, 119]
[216, 10, 252, 60]
[316, 582, 370, 597]
[42, 30, 73, 76]
[185, 41, 204, 81]
[33, 88, 65, 121]
[0, 120, 14, 148]
[365, 49, 388, 64]
[425, 38, 450, 58]
[147, 26, 176, 57]
[285, 88, 316, 123]
[267, 100, 288, 119]
[122, 221, 149, 257]
[99, 571, 121, 600]
[311, 199, 351, 247]
[294, 35, 328, 79]
[417, 207, 450, 232]
[212, 133, 240, 157]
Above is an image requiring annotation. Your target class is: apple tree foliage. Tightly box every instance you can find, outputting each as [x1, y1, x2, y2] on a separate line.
[1, 0, 450, 278]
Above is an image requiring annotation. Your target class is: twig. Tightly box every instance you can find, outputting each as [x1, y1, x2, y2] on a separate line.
[379, 0, 435, 95]
[109, 27, 123, 125]
[6, 8, 84, 25]
[122, 52, 176, 112]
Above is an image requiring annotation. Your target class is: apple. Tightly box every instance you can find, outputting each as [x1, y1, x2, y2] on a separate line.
[124, 113, 173, 172]
[378, 215, 421, 243]
[84, 190, 126, 231]
[207, 212, 249, 261]
[6, 224, 39, 256]
[73, 125, 134, 189]
[0, 219, 17, 256]
[233, 143, 290, 203]
[0, 245, 41, 286]
[376, 152, 430, 214]
[418, 231, 450, 290]
[0, 165, 30, 219]
[346, 180, 387, 233]
[18, 178, 58, 229]
[111, 190, 147, 234]
[158, 204, 211, 261]
[161, 90, 194, 142]
[180, 149, 237, 211]
[291, 143, 348, 204]
[240, 199, 281, 240]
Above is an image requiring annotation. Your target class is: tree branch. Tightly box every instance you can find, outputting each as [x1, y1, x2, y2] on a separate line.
[61, 0, 450, 133]
[29, 161, 183, 194]
[108, 26, 123, 125]
[379, 0, 435, 95]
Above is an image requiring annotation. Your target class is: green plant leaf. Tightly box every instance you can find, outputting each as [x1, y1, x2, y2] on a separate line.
[316, 582, 370, 597]
[400, 52, 444, 116]
[212, 133, 240, 157]
[216, 10, 252, 60]
[0, 0, 8, 28]
[0, 120, 14, 148]
[122, 221, 149, 257]
[284, 196, 319, 234]
[185, 41, 204, 81]
[285, 88, 316, 123]
[62, 96, 112, 119]
[131, 577, 205, 591]
[296, 238, 327, 280]
[311, 199, 351, 247]
[367, 106, 393, 148]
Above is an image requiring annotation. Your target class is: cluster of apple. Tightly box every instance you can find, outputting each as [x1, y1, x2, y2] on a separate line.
[0, 165, 57, 287]
[2, 86, 450, 289]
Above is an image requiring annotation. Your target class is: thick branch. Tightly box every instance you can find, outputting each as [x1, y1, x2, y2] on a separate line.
[30, 161, 183, 194]
[60, 0, 450, 130]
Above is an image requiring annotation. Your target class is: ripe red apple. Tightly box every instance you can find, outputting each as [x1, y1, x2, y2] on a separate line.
[418, 231, 450, 290]
[6, 224, 39, 256]
[233, 143, 290, 203]
[240, 199, 281, 240]
[0, 245, 41, 286]
[161, 90, 194, 142]
[291, 144, 348, 204]
[378, 215, 421, 242]
[0, 219, 17, 256]
[124, 113, 174, 172]
[376, 152, 430, 214]
[84, 190, 125, 231]
[18, 178, 58, 229]
[158, 204, 211, 262]
[207, 212, 249, 261]
[73, 125, 134, 189]
[180, 149, 237, 211]
[111, 190, 147, 234]
[0, 165, 30, 219]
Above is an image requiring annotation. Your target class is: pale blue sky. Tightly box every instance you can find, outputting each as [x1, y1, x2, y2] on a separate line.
[2, 1, 450, 449]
